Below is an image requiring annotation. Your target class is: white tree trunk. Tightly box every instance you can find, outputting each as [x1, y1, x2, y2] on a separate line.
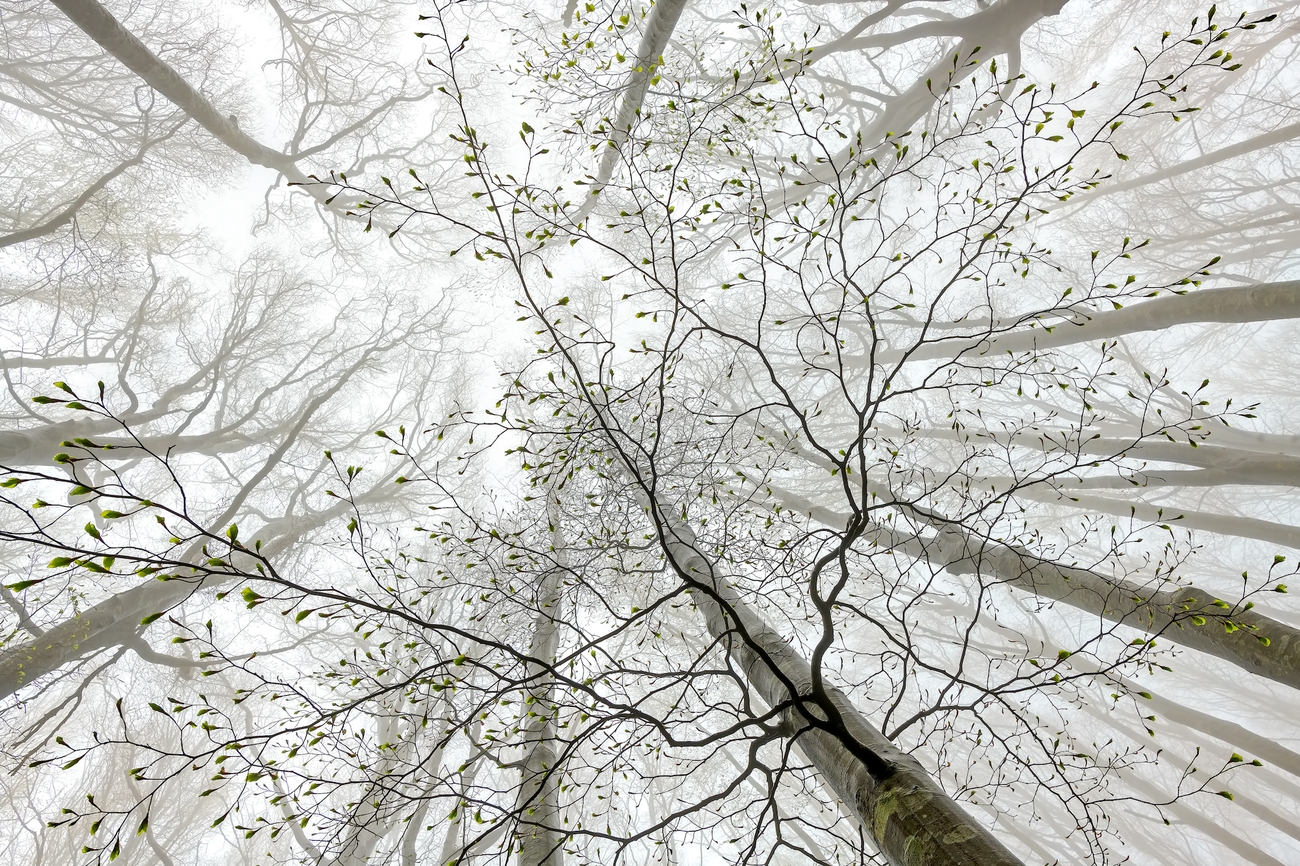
[514, 494, 566, 866]
[630, 476, 1025, 866]
[859, 280, 1300, 366]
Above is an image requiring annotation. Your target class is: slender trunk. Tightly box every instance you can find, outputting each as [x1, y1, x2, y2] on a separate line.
[49, 0, 299, 176]
[633, 480, 1024, 866]
[771, 0, 1066, 199]
[47, 0, 355, 214]
[0, 492, 361, 697]
[437, 719, 486, 866]
[572, 0, 687, 221]
[1074, 699, 1298, 866]
[1063, 654, 1300, 783]
[514, 494, 566, 866]
[767, 481, 1300, 692]
[930, 525, 1300, 689]
[869, 424, 1300, 484]
[858, 280, 1300, 366]
[0, 347, 383, 697]
[1072, 121, 1300, 202]
[331, 712, 403, 866]
[0, 426, 258, 467]
[1017, 487, 1300, 549]
[398, 700, 455, 866]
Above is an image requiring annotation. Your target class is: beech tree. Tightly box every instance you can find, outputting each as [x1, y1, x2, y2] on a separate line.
[3, 2, 1300, 866]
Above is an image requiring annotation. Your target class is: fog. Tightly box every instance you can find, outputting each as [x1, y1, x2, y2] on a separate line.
[2, 2, 1299, 864]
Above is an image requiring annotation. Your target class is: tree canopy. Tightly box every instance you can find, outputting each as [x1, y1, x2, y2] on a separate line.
[3, 2, 1300, 865]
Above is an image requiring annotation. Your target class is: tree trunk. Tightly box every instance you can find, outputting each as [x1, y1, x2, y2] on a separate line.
[635, 482, 1025, 866]
[0, 346, 382, 697]
[860, 280, 1300, 365]
[49, 0, 299, 175]
[766, 481, 1300, 692]
[1074, 121, 1300, 201]
[573, 0, 688, 221]
[514, 495, 566, 866]
[47, 0, 356, 214]
[0, 495, 358, 698]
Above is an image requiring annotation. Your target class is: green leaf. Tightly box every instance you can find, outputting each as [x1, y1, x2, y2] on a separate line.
[139, 612, 164, 626]
[48, 557, 74, 568]
[4, 579, 42, 591]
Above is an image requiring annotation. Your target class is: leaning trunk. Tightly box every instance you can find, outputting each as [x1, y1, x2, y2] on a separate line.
[768, 480, 1300, 692]
[635, 482, 1024, 866]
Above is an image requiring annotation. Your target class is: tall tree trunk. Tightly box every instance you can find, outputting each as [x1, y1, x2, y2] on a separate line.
[48, 0, 354, 214]
[572, 0, 688, 222]
[630, 474, 1026, 866]
[765, 480, 1300, 691]
[0, 347, 383, 697]
[49, 0, 299, 175]
[0, 489, 365, 698]
[858, 280, 1300, 365]
[514, 494, 566, 866]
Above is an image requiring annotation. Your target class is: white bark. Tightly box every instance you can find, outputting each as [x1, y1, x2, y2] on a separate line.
[763, 460, 1300, 690]
[514, 494, 565, 866]
[572, 0, 688, 223]
[857, 281, 1300, 366]
[626, 469, 1025, 866]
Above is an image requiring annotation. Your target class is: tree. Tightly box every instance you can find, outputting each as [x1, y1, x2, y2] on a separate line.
[4, 2, 1300, 866]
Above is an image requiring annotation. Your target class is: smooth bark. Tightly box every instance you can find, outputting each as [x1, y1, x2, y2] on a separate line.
[637, 483, 1025, 866]
[514, 495, 565, 866]
[1016, 488, 1300, 549]
[0, 345, 383, 697]
[858, 280, 1300, 366]
[768, 482, 1300, 692]
[47, 0, 352, 212]
[573, 0, 688, 222]
[1073, 120, 1300, 201]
